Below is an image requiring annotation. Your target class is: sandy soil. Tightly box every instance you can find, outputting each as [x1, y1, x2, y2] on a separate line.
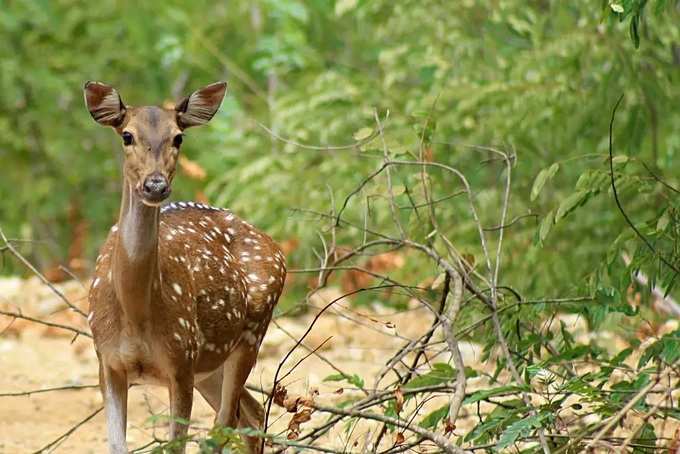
[3, 276, 679, 453]
[0, 277, 456, 453]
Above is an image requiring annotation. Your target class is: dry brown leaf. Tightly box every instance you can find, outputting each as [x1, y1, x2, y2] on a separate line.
[395, 386, 404, 414]
[283, 396, 302, 413]
[280, 237, 299, 256]
[273, 384, 288, 408]
[462, 253, 476, 271]
[292, 408, 312, 425]
[194, 190, 209, 204]
[341, 251, 405, 294]
[422, 147, 434, 162]
[395, 432, 405, 445]
[668, 426, 680, 453]
[178, 155, 207, 181]
[444, 418, 456, 435]
[298, 397, 315, 408]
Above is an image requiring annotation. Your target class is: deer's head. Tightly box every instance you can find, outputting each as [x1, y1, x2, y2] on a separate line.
[84, 81, 227, 206]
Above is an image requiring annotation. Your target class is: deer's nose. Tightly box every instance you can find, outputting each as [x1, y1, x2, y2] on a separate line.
[142, 174, 170, 200]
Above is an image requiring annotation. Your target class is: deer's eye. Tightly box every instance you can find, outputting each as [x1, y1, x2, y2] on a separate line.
[173, 134, 183, 148]
[122, 131, 134, 146]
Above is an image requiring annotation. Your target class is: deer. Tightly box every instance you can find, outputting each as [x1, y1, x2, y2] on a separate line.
[83, 80, 286, 453]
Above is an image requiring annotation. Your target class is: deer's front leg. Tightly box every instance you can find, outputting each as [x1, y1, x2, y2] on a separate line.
[168, 370, 194, 453]
[100, 363, 129, 454]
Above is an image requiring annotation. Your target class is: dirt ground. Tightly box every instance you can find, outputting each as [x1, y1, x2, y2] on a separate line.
[0, 276, 459, 453]
[2, 276, 679, 453]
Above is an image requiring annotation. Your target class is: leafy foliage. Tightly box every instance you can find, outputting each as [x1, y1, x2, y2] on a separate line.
[2, 1, 680, 452]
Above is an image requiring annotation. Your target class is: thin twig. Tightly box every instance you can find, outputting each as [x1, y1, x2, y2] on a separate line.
[31, 406, 104, 454]
[0, 384, 98, 397]
[0, 309, 92, 338]
[0, 228, 87, 317]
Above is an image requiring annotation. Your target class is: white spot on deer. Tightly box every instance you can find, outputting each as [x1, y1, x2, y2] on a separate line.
[93, 277, 101, 288]
[226, 213, 235, 221]
[174, 332, 182, 342]
[87, 312, 94, 323]
[173, 283, 183, 295]
[227, 227, 236, 235]
[268, 276, 276, 284]
[244, 331, 257, 345]
[259, 284, 268, 291]
[254, 255, 262, 260]
[111, 225, 118, 232]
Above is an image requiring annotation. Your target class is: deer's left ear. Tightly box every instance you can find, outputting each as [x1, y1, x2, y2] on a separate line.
[175, 82, 227, 129]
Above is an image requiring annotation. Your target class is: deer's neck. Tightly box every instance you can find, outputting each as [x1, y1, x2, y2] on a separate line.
[112, 180, 160, 332]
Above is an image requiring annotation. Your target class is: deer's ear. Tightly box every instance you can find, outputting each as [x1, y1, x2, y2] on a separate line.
[175, 82, 227, 129]
[83, 81, 126, 127]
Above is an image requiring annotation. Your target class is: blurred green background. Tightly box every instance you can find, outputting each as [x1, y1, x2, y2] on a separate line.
[1, 0, 679, 309]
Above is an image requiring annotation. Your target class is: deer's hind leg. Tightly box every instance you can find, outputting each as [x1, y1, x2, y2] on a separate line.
[212, 341, 263, 453]
[195, 367, 224, 412]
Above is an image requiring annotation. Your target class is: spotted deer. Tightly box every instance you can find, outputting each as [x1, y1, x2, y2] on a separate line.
[84, 81, 285, 453]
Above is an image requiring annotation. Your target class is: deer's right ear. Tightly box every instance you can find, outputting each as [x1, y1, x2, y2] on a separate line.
[83, 81, 126, 127]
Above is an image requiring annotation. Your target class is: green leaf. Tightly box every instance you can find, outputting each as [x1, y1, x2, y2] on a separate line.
[538, 210, 555, 244]
[638, 329, 680, 368]
[323, 373, 365, 389]
[657, 212, 670, 232]
[531, 163, 560, 201]
[419, 405, 449, 429]
[633, 422, 656, 453]
[463, 385, 529, 405]
[353, 127, 374, 141]
[496, 413, 549, 449]
[629, 13, 640, 49]
[610, 3, 624, 13]
[404, 363, 455, 389]
[555, 190, 589, 222]
[612, 155, 629, 165]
